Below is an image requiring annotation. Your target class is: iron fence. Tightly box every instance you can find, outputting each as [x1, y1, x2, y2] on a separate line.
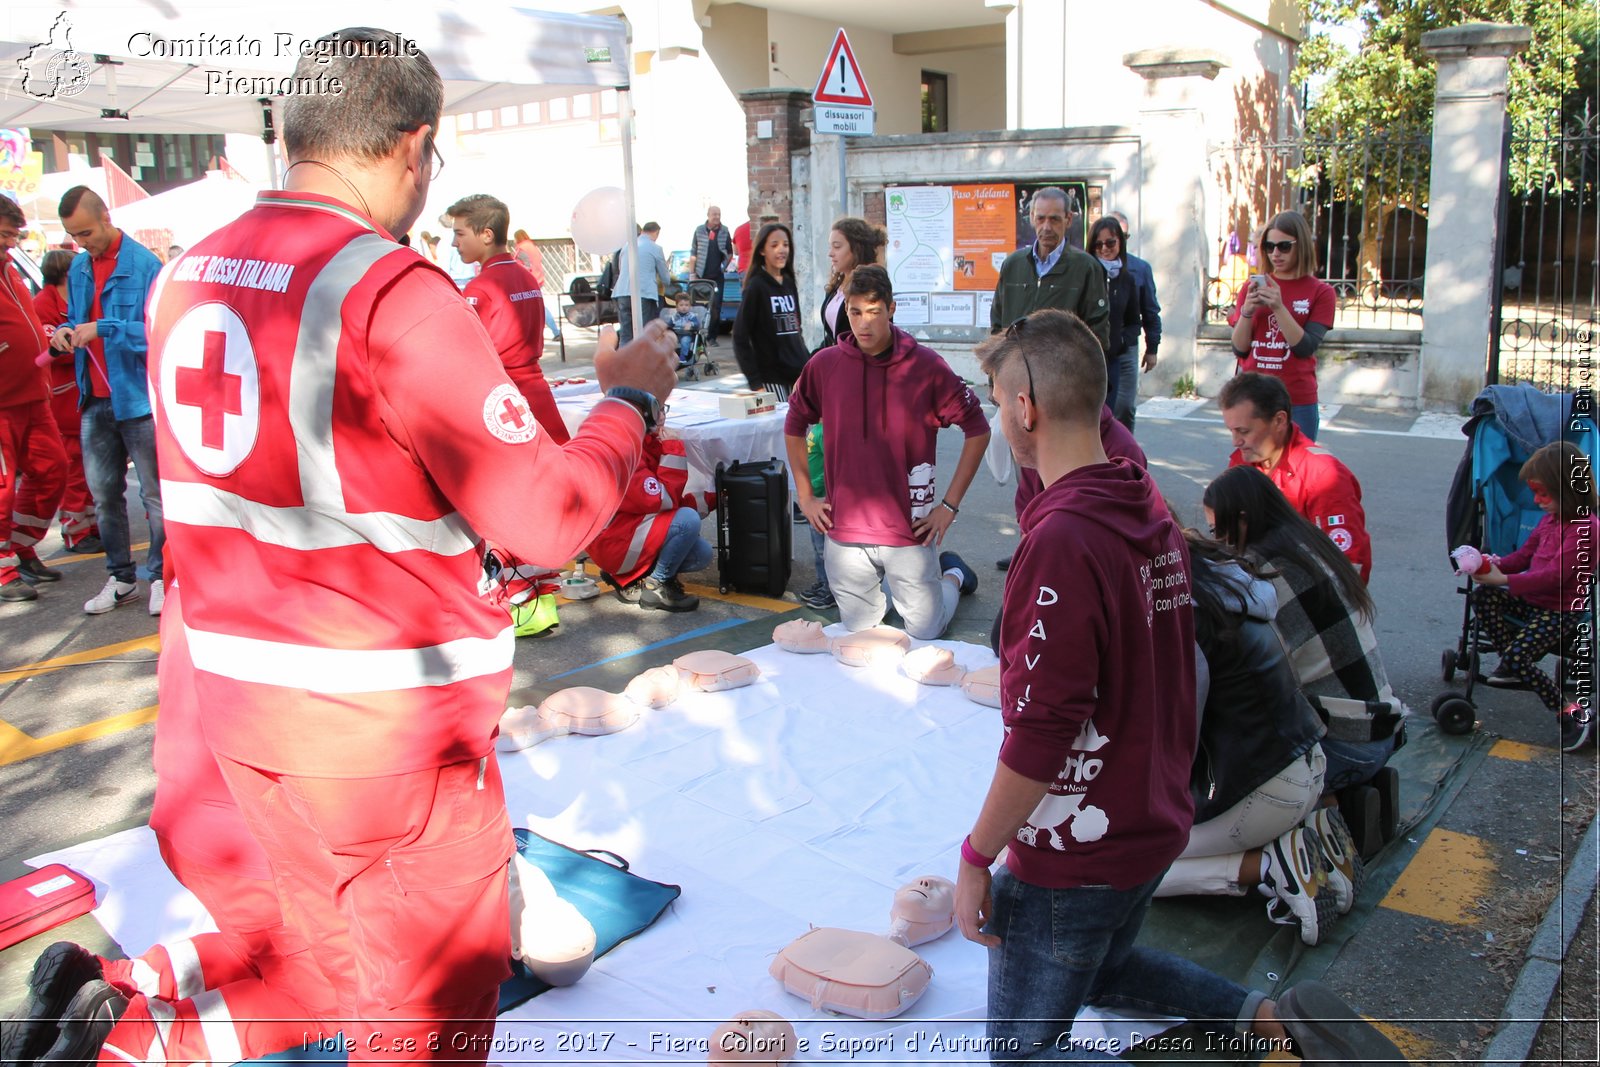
[1491, 106, 1600, 391]
[1205, 125, 1432, 331]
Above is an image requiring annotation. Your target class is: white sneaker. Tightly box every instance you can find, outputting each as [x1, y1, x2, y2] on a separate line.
[84, 577, 139, 615]
[148, 579, 165, 616]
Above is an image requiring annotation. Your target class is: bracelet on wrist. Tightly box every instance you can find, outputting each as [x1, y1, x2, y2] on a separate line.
[939, 499, 959, 516]
[960, 835, 996, 868]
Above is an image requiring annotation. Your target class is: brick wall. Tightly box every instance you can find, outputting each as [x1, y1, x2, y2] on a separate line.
[738, 88, 813, 234]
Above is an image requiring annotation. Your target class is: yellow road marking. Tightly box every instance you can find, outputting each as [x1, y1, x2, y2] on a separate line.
[1380, 828, 1495, 924]
[0, 704, 159, 766]
[576, 562, 793, 613]
[1378, 1022, 1437, 1061]
[0, 634, 161, 684]
[1489, 739, 1541, 761]
[43, 540, 150, 567]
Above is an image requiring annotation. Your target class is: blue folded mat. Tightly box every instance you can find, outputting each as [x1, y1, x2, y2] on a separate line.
[257, 828, 680, 1062]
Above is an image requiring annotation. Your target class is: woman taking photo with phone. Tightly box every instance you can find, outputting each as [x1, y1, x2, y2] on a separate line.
[1229, 211, 1336, 441]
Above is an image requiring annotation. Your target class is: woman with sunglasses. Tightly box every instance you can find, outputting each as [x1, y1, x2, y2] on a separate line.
[1088, 217, 1146, 432]
[1229, 211, 1335, 441]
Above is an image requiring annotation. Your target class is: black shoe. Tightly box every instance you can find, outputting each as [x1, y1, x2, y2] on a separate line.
[17, 556, 62, 583]
[1560, 706, 1596, 752]
[1, 942, 105, 1064]
[996, 555, 1012, 572]
[600, 570, 643, 605]
[1482, 668, 1529, 689]
[707, 338, 719, 347]
[639, 576, 699, 612]
[940, 551, 978, 596]
[37, 979, 126, 1062]
[1, 578, 39, 601]
[65, 535, 103, 555]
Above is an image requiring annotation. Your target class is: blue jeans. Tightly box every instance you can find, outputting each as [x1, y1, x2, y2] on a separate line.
[617, 297, 658, 346]
[677, 332, 696, 363]
[809, 525, 829, 587]
[985, 868, 1260, 1061]
[80, 399, 164, 584]
[1105, 353, 1138, 431]
[649, 507, 713, 581]
[544, 301, 561, 337]
[1291, 403, 1320, 442]
[1322, 734, 1398, 791]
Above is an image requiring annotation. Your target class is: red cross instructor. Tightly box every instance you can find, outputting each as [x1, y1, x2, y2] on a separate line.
[9, 27, 678, 1067]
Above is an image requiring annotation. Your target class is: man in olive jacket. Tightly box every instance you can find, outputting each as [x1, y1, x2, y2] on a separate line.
[990, 187, 1110, 351]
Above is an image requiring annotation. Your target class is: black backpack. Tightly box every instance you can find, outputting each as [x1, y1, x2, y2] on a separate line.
[596, 255, 618, 301]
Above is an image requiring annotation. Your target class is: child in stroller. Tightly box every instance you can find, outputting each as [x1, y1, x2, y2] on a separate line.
[1464, 441, 1597, 751]
[663, 292, 703, 368]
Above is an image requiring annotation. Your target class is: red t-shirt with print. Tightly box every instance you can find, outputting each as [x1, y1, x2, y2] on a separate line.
[1229, 274, 1336, 405]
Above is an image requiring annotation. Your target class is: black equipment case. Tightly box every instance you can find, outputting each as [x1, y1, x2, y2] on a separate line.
[714, 459, 792, 596]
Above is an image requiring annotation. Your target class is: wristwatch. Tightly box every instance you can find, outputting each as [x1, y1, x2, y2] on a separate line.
[605, 386, 661, 433]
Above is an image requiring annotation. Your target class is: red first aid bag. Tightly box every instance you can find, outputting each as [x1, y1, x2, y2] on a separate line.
[0, 864, 96, 950]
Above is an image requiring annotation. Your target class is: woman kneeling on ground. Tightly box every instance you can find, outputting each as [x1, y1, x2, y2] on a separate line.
[1152, 532, 1362, 948]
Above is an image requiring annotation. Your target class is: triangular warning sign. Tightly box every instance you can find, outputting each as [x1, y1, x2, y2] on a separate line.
[813, 29, 873, 107]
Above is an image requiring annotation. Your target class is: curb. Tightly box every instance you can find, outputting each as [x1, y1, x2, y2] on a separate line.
[1480, 813, 1600, 1065]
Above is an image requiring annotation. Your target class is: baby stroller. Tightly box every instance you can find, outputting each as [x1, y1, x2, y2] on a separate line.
[1434, 384, 1597, 734]
[674, 280, 721, 381]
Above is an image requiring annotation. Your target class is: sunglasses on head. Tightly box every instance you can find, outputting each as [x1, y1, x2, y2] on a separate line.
[985, 318, 1039, 422]
[1262, 239, 1295, 254]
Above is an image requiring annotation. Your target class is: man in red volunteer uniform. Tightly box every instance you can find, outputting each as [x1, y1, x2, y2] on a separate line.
[33, 249, 101, 554]
[20, 27, 676, 1065]
[0, 198, 67, 603]
[1220, 372, 1372, 582]
[446, 193, 568, 443]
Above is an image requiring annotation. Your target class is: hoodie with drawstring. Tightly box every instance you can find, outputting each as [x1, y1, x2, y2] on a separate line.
[997, 458, 1197, 890]
[785, 326, 988, 547]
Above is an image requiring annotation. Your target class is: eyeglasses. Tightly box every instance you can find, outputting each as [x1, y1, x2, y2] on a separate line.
[1262, 239, 1295, 254]
[1091, 238, 1119, 251]
[395, 124, 445, 180]
[987, 317, 1039, 414]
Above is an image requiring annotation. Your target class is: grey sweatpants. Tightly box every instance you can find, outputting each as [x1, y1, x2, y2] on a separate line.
[825, 539, 957, 640]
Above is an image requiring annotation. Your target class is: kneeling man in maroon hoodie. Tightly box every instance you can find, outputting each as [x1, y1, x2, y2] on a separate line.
[952, 309, 1406, 1064]
[785, 265, 989, 638]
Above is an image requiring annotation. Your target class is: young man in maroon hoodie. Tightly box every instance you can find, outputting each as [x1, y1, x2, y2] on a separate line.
[785, 265, 988, 638]
[954, 309, 1405, 1063]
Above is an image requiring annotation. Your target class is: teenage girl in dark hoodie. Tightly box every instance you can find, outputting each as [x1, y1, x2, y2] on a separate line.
[732, 222, 810, 398]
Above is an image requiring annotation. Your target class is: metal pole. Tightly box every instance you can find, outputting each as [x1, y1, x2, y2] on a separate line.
[839, 133, 848, 218]
[619, 84, 643, 337]
[1486, 113, 1512, 386]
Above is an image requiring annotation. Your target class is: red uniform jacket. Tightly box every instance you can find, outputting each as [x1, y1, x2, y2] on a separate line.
[0, 260, 49, 409]
[1230, 425, 1371, 582]
[586, 436, 696, 586]
[463, 253, 567, 443]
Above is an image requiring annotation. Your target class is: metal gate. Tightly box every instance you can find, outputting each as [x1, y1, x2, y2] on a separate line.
[1490, 106, 1600, 390]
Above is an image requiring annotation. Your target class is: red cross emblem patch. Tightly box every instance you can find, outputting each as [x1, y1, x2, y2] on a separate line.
[483, 383, 539, 444]
[159, 303, 260, 476]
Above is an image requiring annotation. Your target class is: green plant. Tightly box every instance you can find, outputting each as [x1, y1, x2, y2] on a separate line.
[1172, 373, 1199, 399]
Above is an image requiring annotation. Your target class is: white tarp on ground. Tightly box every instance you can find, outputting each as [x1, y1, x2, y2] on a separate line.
[31, 633, 1182, 1062]
[0, 2, 630, 135]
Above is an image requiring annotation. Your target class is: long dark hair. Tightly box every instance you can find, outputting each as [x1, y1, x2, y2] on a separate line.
[826, 217, 886, 296]
[1203, 465, 1375, 620]
[745, 222, 796, 289]
[1182, 526, 1268, 650]
[1520, 441, 1598, 522]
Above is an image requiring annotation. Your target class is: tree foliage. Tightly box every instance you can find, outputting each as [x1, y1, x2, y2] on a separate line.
[1297, 0, 1595, 193]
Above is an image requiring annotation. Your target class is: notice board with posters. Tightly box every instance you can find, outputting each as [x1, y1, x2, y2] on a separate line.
[885, 180, 1092, 337]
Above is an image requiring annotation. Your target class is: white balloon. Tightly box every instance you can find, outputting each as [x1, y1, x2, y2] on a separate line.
[570, 186, 629, 254]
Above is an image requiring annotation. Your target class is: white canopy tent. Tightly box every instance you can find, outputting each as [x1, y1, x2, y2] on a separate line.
[1, 0, 649, 319]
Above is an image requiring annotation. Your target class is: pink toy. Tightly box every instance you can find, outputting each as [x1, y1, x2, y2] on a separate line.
[675, 650, 762, 692]
[625, 665, 680, 708]
[706, 1010, 797, 1065]
[1451, 544, 1494, 577]
[495, 688, 639, 751]
[887, 875, 956, 947]
[961, 665, 1002, 707]
[769, 927, 932, 1020]
[34, 350, 54, 368]
[508, 851, 595, 986]
[901, 645, 967, 686]
[830, 626, 911, 668]
[772, 619, 831, 654]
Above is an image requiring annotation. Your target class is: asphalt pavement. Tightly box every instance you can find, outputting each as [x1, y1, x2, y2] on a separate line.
[1, 330, 1595, 1062]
